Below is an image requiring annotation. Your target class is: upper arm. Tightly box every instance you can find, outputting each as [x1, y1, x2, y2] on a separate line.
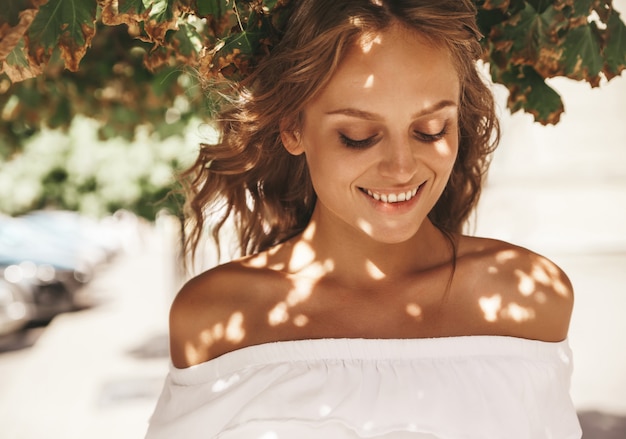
[524, 252, 575, 341]
[464, 240, 575, 342]
[495, 246, 575, 342]
[168, 267, 249, 368]
[168, 276, 213, 368]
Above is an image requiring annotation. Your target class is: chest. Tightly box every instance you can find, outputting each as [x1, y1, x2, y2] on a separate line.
[248, 272, 490, 341]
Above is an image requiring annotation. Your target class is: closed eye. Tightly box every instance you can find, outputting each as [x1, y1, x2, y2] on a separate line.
[414, 125, 449, 143]
[339, 133, 380, 149]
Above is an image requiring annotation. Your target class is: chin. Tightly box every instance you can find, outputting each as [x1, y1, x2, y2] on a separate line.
[360, 227, 421, 245]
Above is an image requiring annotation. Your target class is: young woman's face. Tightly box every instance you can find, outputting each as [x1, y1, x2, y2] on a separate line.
[287, 25, 461, 244]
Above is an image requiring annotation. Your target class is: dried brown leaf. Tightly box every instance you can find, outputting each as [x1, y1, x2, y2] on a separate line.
[0, 8, 39, 60]
[58, 22, 97, 71]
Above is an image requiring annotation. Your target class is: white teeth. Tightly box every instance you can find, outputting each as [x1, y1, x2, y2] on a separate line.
[364, 186, 420, 204]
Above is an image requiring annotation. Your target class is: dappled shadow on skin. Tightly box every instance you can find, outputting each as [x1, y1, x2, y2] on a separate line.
[183, 217, 574, 365]
[578, 410, 626, 439]
[473, 246, 573, 339]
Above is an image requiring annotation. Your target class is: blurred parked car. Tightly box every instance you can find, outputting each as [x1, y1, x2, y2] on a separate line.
[20, 210, 121, 268]
[0, 278, 35, 336]
[1, 262, 76, 323]
[0, 211, 119, 325]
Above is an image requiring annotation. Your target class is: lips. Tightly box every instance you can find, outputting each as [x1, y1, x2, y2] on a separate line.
[360, 185, 421, 203]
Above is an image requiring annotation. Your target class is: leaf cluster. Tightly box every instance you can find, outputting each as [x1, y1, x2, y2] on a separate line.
[477, 0, 626, 123]
[0, 0, 291, 157]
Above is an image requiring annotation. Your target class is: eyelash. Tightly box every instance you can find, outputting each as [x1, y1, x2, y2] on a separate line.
[339, 133, 379, 149]
[339, 124, 449, 149]
[415, 124, 449, 143]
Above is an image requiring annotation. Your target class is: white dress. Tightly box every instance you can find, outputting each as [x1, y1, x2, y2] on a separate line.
[145, 336, 582, 438]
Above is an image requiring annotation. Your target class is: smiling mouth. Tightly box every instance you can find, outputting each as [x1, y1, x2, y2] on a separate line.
[359, 185, 421, 203]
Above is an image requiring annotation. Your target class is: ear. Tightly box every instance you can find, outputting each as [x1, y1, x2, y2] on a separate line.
[280, 130, 304, 155]
[279, 120, 305, 155]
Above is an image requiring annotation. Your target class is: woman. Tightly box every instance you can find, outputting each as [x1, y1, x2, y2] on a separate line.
[146, 0, 582, 437]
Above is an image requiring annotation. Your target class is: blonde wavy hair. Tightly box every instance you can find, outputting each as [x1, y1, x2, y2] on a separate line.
[182, 0, 500, 260]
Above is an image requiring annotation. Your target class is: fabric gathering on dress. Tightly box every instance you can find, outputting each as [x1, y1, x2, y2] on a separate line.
[145, 336, 582, 439]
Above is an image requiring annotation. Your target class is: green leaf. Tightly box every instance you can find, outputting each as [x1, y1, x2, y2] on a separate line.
[495, 3, 566, 64]
[603, 10, 626, 79]
[116, 0, 150, 15]
[151, 66, 180, 96]
[570, 0, 595, 16]
[196, 0, 233, 18]
[496, 64, 565, 124]
[147, 0, 176, 23]
[173, 21, 203, 57]
[560, 22, 603, 84]
[5, 39, 30, 69]
[476, 8, 507, 39]
[1, 0, 30, 26]
[27, 0, 97, 71]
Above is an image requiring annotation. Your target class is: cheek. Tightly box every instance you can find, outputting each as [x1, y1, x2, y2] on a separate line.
[431, 139, 459, 172]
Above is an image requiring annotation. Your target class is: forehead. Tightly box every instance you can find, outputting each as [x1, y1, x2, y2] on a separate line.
[311, 24, 460, 112]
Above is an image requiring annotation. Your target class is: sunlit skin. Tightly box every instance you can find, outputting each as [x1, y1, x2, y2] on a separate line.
[169, 24, 575, 368]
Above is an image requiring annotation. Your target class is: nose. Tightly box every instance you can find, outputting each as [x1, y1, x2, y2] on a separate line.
[377, 136, 417, 181]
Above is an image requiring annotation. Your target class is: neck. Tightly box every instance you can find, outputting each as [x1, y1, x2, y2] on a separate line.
[281, 208, 455, 287]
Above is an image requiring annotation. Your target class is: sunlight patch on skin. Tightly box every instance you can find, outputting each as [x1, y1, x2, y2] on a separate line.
[488, 265, 498, 274]
[186, 321, 226, 365]
[502, 302, 536, 322]
[434, 140, 454, 156]
[199, 322, 224, 346]
[225, 312, 246, 343]
[406, 303, 423, 321]
[323, 258, 336, 272]
[268, 301, 290, 326]
[357, 218, 373, 235]
[184, 343, 200, 365]
[302, 220, 317, 239]
[534, 291, 547, 304]
[495, 249, 517, 264]
[269, 275, 316, 327]
[247, 252, 268, 268]
[479, 294, 502, 322]
[293, 314, 310, 327]
[364, 74, 375, 89]
[530, 263, 551, 285]
[286, 275, 317, 306]
[365, 259, 386, 280]
[536, 258, 570, 297]
[514, 269, 536, 296]
[287, 240, 317, 272]
[356, 32, 383, 54]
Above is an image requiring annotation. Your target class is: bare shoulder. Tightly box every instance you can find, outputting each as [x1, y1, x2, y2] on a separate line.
[453, 235, 574, 342]
[169, 256, 285, 368]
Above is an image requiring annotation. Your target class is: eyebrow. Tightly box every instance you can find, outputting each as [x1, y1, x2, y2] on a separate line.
[326, 100, 458, 120]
